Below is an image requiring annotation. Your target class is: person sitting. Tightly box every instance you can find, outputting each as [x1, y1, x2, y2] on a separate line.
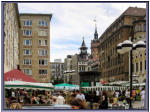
[112, 93, 119, 106]
[70, 98, 87, 109]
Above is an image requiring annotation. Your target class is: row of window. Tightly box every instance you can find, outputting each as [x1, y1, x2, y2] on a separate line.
[23, 69, 48, 75]
[23, 49, 48, 56]
[51, 64, 64, 69]
[100, 31, 123, 51]
[23, 59, 48, 65]
[23, 39, 48, 46]
[134, 60, 146, 72]
[24, 20, 48, 27]
[23, 30, 48, 36]
[134, 24, 146, 32]
[103, 67, 124, 77]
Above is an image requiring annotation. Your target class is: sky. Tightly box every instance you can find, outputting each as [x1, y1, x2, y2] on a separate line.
[18, 2, 146, 62]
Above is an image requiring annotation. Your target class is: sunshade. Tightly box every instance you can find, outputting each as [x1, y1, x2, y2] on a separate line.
[54, 83, 79, 90]
[4, 69, 37, 82]
[4, 80, 54, 90]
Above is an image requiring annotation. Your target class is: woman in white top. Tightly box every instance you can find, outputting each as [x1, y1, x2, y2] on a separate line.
[140, 88, 145, 108]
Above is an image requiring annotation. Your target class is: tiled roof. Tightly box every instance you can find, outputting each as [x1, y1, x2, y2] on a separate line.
[123, 7, 146, 16]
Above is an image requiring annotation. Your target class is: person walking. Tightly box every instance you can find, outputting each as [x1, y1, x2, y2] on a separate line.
[140, 88, 145, 108]
[93, 91, 100, 109]
[125, 89, 130, 104]
[99, 91, 108, 109]
[56, 91, 65, 104]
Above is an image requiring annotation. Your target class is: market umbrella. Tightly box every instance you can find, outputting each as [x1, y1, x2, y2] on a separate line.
[4, 69, 37, 82]
[54, 83, 79, 90]
[4, 80, 54, 90]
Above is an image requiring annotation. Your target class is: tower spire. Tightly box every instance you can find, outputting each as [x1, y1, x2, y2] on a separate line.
[80, 37, 87, 54]
[94, 18, 98, 40]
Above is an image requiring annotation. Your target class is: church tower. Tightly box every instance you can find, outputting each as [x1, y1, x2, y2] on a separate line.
[80, 37, 88, 55]
[90, 19, 100, 71]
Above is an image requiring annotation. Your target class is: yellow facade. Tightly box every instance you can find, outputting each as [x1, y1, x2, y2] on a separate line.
[98, 7, 146, 82]
[19, 14, 52, 83]
[132, 19, 146, 83]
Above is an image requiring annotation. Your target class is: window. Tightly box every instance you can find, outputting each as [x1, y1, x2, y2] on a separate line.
[23, 59, 32, 65]
[140, 61, 142, 72]
[23, 69, 32, 75]
[144, 24, 146, 32]
[132, 18, 136, 23]
[145, 60, 146, 70]
[39, 59, 48, 65]
[39, 20, 48, 26]
[39, 40, 48, 46]
[24, 20, 32, 26]
[38, 49, 48, 56]
[23, 40, 32, 46]
[39, 40, 41, 46]
[39, 69, 48, 75]
[138, 24, 142, 32]
[44, 40, 48, 46]
[38, 30, 48, 36]
[136, 63, 138, 72]
[23, 49, 32, 55]
[23, 30, 32, 36]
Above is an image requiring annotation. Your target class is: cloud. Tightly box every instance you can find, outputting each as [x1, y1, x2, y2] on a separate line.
[18, 2, 146, 62]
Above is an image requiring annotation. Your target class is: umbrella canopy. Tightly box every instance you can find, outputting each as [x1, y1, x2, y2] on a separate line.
[55, 83, 76, 87]
[54, 83, 79, 90]
[4, 69, 37, 82]
[5, 80, 54, 90]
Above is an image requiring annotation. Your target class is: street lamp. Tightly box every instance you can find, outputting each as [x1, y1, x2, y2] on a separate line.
[117, 39, 146, 109]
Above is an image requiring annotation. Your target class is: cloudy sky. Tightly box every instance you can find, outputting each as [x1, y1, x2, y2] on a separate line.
[18, 2, 146, 62]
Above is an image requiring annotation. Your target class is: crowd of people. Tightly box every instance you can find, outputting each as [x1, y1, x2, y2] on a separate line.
[5, 87, 145, 109]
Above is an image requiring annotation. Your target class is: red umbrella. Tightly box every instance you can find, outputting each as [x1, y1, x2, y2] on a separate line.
[4, 69, 38, 82]
[100, 80, 107, 84]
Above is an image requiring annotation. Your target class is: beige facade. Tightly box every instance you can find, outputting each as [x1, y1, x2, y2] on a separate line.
[50, 60, 64, 83]
[4, 3, 20, 73]
[19, 14, 52, 83]
[98, 7, 146, 82]
[132, 18, 146, 83]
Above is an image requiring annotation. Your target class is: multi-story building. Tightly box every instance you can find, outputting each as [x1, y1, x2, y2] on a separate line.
[4, 3, 20, 73]
[132, 16, 146, 83]
[90, 21, 100, 71]
[64, 55, 73, 72]
[50, 59, 64, 84]
[19, 13, 52, 83]
[98, 7, 146, 82]
[64, 55, 74, 84]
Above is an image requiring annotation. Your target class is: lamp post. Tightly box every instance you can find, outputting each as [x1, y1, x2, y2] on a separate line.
[117, 39, 146, 109]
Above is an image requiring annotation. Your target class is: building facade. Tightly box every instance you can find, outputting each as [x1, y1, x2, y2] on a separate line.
[50, 59, 64, 84]
[132, 16, 146, 83]
[19, 13, 52, 83]
[4, 3, 20, 73]
[64, 39, 90, 85]
[98, 7, 146, 82]
[64, 55, 75, 84]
